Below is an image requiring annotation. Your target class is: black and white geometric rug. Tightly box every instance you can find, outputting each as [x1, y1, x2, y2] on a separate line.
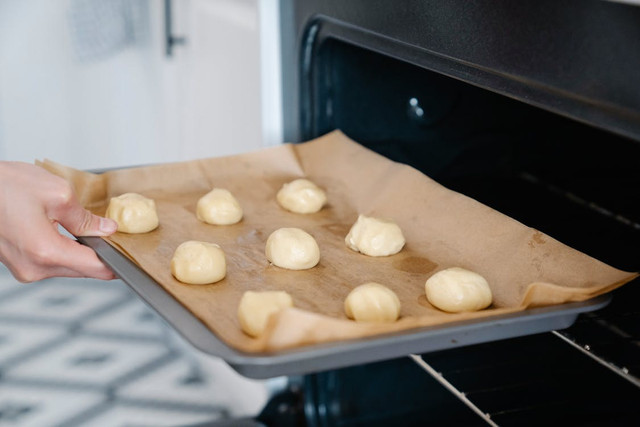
[0, 264, 269, 426]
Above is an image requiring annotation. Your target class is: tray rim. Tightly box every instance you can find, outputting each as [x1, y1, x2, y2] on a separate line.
[79, 236, 611, 379]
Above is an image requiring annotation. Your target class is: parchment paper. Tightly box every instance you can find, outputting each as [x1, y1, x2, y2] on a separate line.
[39, 131, 638, 353]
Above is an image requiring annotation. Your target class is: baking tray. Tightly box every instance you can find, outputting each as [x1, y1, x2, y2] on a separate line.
[80, 236, 610, 379]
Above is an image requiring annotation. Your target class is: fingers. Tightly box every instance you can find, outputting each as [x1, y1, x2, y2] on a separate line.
[52, 234, 116, 279]
[65, 210, 117, 237]
[2, 233, 116, 283]
[9, 261, 115, 283]
[0, 161, 116, 282]
[44, 241, 115, 280]
[48, 191, 117, 237]
[0, 206, 115, 283]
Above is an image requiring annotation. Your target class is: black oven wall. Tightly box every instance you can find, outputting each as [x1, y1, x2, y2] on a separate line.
[280, 0, 640, 144]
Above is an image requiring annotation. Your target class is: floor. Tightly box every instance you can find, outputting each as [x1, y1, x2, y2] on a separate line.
[0, 264, 270, 427]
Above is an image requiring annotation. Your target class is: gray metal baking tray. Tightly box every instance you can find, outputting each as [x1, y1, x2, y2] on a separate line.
[80, 236, 610, 379]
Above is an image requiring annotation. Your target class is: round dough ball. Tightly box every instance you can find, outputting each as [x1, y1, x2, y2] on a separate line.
[238, 290, 293, 337]
[277, 178, 327, 214]
[105, 193, 159, 234]
[196, 188, 243, 225]
[344, 282, 401, 323]
[345, 215, 405, 257]
[265, 228, 320, 270]
[171, 241, 226, 285]
[425, 267, 492, 313]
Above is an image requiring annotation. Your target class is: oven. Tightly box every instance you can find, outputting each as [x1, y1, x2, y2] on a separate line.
[247, 0, 640, 425]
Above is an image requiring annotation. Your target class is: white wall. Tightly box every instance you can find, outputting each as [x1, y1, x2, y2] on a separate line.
[0, 0, 278, 170]
[0, 0, 164, 169]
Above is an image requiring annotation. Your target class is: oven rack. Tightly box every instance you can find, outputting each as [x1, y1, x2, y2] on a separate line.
[513, 171, 640, 384]
[413, 331, 640, 425]
[412, 169, 640, 423]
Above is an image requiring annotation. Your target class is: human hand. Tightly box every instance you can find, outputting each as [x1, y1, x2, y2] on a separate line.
[0, 161, 117, 282]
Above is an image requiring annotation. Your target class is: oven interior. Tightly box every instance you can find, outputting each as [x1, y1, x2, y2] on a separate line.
[308, 39, 639, 274]
[260, 38, 640, 426]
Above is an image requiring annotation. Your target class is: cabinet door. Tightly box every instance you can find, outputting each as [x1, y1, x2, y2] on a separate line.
[175, 0, 268, 160]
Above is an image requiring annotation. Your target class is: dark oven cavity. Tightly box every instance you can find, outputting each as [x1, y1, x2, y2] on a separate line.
[278, 1, 640, 425]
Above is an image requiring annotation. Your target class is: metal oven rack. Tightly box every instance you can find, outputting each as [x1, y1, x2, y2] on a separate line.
[406, 171, 640, 425]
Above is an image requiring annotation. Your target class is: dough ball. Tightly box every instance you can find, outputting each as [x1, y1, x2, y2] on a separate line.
[265, 228, 320, 270]
[196, 188, 243, 225]
[344, 282, 401, 323]
[345, 215, 405, 257]
[425, 267, 492, 313]
[276, 178, 327, 214]
[238, 290, 293, 337]
[171, 241, 226, 285]
[105, 193, 159, 234]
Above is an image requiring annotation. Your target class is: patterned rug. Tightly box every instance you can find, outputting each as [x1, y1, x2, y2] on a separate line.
[0, 265, 269, 426]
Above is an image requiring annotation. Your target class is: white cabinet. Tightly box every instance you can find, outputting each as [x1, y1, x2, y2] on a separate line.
[0, 0, 281, 169]
[175, 0, 281, 160]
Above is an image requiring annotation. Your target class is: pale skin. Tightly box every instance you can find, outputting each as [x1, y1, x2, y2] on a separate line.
[0, 161, 117, 282]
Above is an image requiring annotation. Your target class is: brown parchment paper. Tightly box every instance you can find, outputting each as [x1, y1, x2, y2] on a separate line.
[39, 131, 638, 353]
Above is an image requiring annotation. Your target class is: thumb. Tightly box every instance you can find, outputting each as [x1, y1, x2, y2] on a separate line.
[58, 205, 118, 237]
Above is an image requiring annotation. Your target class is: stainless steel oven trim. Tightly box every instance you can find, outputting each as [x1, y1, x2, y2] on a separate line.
[80, 236, 611, 379]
